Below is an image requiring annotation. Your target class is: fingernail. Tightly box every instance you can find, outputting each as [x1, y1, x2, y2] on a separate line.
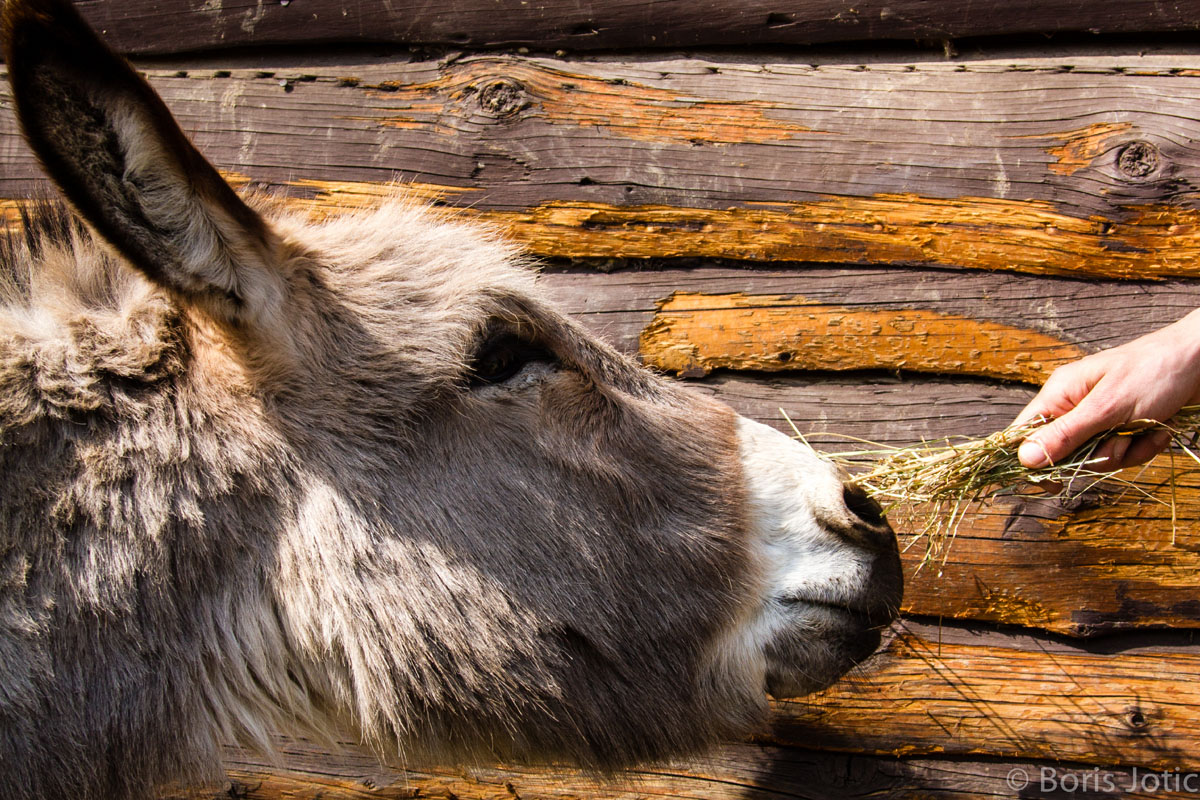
[1019, 439, 1051, 469]
[1109, 437, 1131, 467]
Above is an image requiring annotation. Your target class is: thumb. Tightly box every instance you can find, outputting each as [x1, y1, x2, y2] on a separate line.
[1017, 436, 1055, 470]
[1017, 405, 1109, 469]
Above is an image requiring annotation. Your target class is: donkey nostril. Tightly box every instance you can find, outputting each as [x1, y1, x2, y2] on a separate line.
[842, 482, 887, 528]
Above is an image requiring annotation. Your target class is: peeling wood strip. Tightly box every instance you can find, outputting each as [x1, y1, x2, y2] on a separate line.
[283, 178, 479, 211]
[637, 291, 1085, 382]
[365, 59, 814, 146]
[475, 198, 1200, 281]
[537, 266, 1200, 364]
[0, 201, 22, 230]
[17, 182, 1200, 280]
[1010, 121, 1136, 176]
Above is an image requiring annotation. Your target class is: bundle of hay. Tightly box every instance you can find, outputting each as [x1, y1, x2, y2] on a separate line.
[790, 408, 1200, 568]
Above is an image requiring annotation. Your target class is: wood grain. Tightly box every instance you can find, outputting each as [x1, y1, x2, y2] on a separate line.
[895, 459, 1200, 636]
[158, 739, 1190, 800]
[771, 620, 1200, 768]
[64, 1, 1200, 56]
[486, 198, 1200, 281]
[4, 55, 1200, 277]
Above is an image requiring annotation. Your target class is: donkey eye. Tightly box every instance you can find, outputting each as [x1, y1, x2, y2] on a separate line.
[469, 333, 553, 387]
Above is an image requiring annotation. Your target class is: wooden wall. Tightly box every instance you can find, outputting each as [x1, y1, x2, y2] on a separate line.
[7, 2, 1200, 797]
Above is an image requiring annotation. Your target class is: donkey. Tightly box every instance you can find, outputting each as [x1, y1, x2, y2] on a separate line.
[0, 1, 901, 798]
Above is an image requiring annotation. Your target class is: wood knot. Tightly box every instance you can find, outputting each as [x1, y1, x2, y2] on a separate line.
[1124, 706, 1151, 733]
[478, 79, 528, 117]
[1116, 141, 1160, 180]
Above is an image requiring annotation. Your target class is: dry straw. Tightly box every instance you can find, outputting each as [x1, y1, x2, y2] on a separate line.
[786, 406, 1200, 570]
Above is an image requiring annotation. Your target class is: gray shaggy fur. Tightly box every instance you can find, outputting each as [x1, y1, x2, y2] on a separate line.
[0, 197, 760, 798]
[0, 2, 901, 798]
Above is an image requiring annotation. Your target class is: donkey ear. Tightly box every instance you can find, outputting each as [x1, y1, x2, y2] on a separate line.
[1, 0, 284, 325]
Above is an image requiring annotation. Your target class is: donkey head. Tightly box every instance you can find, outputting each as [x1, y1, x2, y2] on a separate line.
[0, 1, 901, 798]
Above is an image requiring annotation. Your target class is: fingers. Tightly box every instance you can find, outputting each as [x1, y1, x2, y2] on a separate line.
[1009, 310, 1200, 474]
[1013, 391, 1064, 432]
[1013, 358, 1103, 430]
[1092, 435, 1131, 469]
[1017, 400, 1117, 469]
[1118, 430, 1173, 470]
[1012, 402, 1053, 430]
[1018, 416, 1174, 472]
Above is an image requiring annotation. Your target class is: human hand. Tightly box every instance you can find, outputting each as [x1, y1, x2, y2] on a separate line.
[1015, 309, 1200, 470]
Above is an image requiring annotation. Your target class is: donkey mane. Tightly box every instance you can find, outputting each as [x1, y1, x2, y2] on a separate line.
[1, 200, 138, 313]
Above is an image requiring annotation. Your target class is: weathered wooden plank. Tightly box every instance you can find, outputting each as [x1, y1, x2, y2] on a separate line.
[486, 199, 1200, 281]
[537, 266, 1200, 375]
[770, 620, 1200, 768]
[897, 460, 1200, 635]
[65, 0, 1200, 56]
[692, 374, 1033, 449]
[5, 55, 1200, 277]
[158, 738, 1192, 800]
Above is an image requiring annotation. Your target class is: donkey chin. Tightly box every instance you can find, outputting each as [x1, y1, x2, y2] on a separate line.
[728, 417, 903, 699]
